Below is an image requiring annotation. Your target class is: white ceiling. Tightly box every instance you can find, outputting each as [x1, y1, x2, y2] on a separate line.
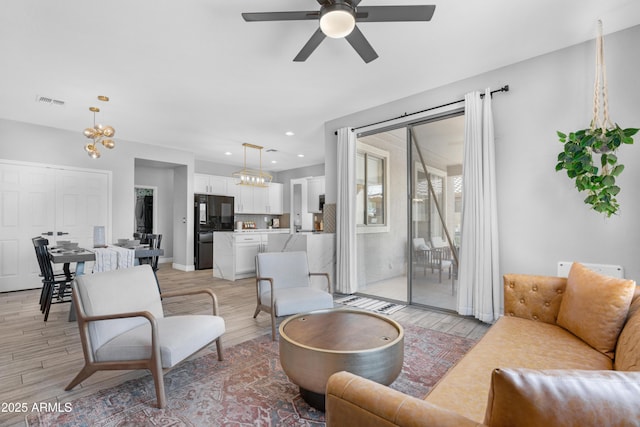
[1, 0, 639, 171]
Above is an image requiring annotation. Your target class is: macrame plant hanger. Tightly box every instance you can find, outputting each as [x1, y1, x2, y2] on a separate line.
[591, 21, 613, 142]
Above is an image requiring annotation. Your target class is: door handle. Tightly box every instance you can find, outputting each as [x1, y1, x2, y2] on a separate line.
[42, 231, 54, 236]
[57, 232, 69, 236]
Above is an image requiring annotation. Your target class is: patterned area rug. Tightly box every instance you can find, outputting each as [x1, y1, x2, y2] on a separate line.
[27, 324, 476, 426]
[334, 295, 406, 315]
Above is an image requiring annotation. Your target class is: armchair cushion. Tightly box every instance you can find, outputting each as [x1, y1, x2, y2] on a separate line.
[557, 262, 636, 358]
[413, 238, 429, 251]
[76, 265, 165, 354]
[256, 251, 311, 291]
[484, 368, 640, 427]
[262, 287, 334, 317]
[95, 315, 225, 368]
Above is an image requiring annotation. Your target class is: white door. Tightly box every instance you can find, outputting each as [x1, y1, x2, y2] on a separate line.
[55, 169, 109, 249]
[0, 162, 110, 292]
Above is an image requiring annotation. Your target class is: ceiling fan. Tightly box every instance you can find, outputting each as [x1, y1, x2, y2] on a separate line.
[242, 1, 436, 63]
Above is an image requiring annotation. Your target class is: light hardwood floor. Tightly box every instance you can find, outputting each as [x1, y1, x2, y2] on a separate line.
[0, 265, 489, 426]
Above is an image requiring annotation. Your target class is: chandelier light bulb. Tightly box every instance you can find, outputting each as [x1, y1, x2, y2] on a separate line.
[84, 128, 97, 139]
[102, 139, 115, 149]
[102, 126, 115, 138]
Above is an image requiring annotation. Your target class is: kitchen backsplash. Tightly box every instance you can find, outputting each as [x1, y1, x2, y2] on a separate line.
[322, 203, 336, 233]
[235, 214, 282, 229]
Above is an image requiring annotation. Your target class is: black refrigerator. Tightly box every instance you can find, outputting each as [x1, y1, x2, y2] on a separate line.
[194, 194, 235, 270]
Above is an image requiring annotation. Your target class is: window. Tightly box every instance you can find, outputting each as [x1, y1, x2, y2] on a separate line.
[356, 142, 389, 231]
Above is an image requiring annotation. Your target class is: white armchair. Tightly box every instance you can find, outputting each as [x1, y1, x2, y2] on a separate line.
[254, 251, 333, 340]
[65, 264, 225, 408]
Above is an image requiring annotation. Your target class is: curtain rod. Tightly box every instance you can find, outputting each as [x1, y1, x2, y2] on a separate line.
[334, 84, 509, 135]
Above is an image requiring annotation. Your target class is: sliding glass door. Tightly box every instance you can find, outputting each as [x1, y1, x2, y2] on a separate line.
[409, 114, 464, 310]
[355, 128, 408, 302]
[353, 112, 464, 312]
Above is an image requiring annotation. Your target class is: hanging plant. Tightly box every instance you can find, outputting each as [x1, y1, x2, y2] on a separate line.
[555, 21, 637, 217]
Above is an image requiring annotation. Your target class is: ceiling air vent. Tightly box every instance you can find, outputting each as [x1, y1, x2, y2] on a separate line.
[36, 95, 65, 107]
[266, 149, 278, 153]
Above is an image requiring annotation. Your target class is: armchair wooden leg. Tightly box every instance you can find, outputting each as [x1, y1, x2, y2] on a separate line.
[252, 305, 261, 318]
[270, 311, 276, 341]
[215, 338, 224, 361]
[150, 361, 166, 409]
[65, 365, 97, 391]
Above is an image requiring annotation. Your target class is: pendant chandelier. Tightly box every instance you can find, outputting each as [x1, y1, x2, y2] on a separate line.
[83, 95, 115, 159]
[232, 143, 272, 187]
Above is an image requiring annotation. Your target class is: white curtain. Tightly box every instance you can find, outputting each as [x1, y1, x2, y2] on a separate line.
[336, 127, 358, 294]
[457, 89, 501, 323]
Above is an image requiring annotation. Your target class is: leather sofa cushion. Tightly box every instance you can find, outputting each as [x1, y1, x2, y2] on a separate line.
[615, 288, 640, 370]
[557, 262, 636, 359]
[424, 316, 611, 422]
[484, 368, 640, 427]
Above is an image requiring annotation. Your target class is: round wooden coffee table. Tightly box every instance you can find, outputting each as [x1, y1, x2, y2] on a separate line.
[279, 308, 404, 410]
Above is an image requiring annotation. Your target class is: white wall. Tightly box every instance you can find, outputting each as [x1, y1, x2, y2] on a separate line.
[0, 118, 195, 268]
[325, 24, 640, 281]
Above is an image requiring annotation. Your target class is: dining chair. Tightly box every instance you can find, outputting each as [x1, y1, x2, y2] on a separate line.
[254, 251, 333, 340]
[136, 233, 162, 292]
[65, 264, 225, 409]
[32, 237, 74, 321]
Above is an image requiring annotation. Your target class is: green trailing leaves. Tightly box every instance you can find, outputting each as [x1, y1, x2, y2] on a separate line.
[556, 124, 637, 217]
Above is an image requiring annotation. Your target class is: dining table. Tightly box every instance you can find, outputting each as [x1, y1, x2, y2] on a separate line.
[48, 245, 165, 321]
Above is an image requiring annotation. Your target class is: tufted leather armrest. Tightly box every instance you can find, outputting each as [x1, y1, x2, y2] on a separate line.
[326, 371, 483, 427]
[503, 274, 567, 325]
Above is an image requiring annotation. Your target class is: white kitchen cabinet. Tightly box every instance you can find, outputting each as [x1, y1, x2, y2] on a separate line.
[194, 173, 234, 196]
[234, 185, 254, 213]
[234, 183, 283, 214]
[214, 231, 284, 280]
[267, 183, 283, 214]
[307, 177, 325, 213]
[234, 234, 262, 275]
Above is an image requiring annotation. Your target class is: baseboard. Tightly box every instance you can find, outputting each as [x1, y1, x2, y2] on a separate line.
[172, 262, 195, 272]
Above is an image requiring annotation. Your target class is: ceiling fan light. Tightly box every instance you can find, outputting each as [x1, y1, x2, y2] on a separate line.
[320, 5, 355, 39]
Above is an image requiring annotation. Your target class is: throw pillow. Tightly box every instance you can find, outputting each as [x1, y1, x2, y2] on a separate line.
[484, 368, 640, 427]
[556, 262, 635, 358]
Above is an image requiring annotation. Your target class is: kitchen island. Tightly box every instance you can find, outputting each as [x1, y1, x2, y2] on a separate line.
[213, 229, 290, 281]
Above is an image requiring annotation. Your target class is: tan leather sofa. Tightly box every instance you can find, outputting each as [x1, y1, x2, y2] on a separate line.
[326, 263, 640, 426]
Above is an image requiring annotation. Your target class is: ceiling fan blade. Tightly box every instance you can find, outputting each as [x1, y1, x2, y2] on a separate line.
[242, 11, 319, 22]
[345, 26, 378, 63]
[356, 5, 436, 22]
[293, 28, 326, 62]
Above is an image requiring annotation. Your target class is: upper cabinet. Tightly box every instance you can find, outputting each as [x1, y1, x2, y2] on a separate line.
[267, 183, 283, 215]
[194, 173, 234, 196]
[234, 183, 283, 215]
[307, 177, 325, 213]
[195, 173, 284, 215]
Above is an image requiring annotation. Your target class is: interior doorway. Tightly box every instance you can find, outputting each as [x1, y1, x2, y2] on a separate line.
[134, 186, 157, 235]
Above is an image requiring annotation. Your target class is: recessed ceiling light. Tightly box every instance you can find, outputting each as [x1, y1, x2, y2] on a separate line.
[271, 160, 277, 164]
[297, 154, 305, 158]
[285, 131, 295, 136]
[224, 152, 232, 155]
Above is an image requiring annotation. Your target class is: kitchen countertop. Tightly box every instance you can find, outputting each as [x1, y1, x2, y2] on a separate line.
[232, 228, 290, 233]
